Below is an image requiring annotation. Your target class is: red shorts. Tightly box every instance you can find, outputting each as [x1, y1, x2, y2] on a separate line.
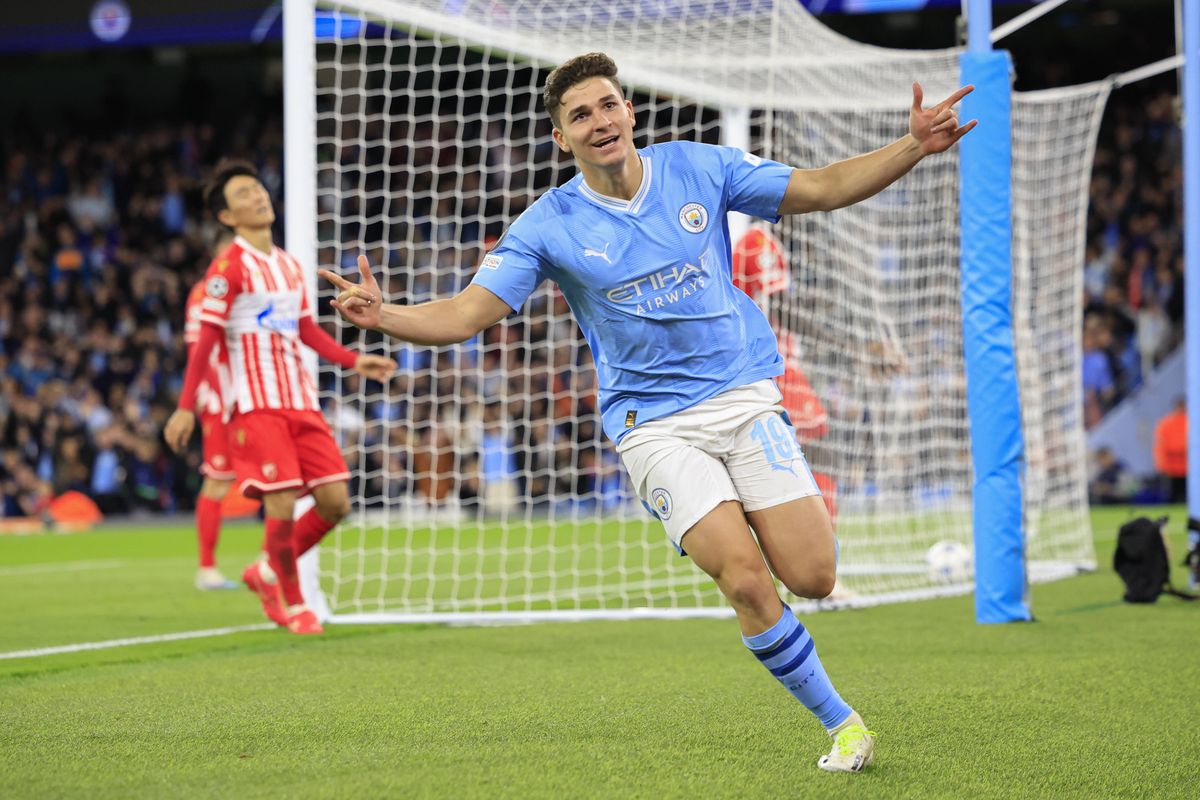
[199, 412, 236, 481]
[228, 409, 350, 499]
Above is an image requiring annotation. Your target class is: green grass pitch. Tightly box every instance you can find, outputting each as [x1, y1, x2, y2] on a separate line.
[1, 506, 1197, 799]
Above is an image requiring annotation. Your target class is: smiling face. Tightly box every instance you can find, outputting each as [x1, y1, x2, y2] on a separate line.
[218, 175, 275, 231]
[551, 77, 637, 173]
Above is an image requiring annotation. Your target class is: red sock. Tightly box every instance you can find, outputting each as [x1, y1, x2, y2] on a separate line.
[293, 507, 338, 557]
[264, 517, 303, 606]
[196, 496, 222, 568]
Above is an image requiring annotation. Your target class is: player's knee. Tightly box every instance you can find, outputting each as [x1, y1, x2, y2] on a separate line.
[314, 489, 350, 525]
[318, 494, 352, 522]
[782, 564, 836, 600]
[720, 567, 779, 616]
[262, 490, 299, 519]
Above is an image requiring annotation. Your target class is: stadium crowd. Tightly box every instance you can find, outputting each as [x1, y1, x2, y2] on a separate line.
[0, 82, 1185, 519]
[1082, 89, 1184, 429]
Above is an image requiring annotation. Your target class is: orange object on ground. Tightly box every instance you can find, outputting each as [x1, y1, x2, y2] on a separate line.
[220, 490, 261, 519]
[47, 491, 103, 531]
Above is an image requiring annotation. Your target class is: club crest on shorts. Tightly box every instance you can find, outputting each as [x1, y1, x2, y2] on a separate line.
[678, 203, 708, 234]
[651, 488, 673, 520]
[263, 462, 277, 481]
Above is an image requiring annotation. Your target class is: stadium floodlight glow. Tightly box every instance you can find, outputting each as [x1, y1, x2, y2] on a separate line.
[287, 0, 1100, 624]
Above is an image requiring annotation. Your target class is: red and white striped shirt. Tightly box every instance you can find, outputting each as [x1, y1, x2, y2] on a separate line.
[732, 224, 790, 307]
[184, 280, 234, 418]
[197, 236, 321, 414]
[732, 225, 828, 441]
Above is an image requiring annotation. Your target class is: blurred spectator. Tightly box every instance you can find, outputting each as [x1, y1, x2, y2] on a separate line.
[1153, 397, 1188, 503]
[89, 425, 126, 514]
[479, 402, 518, 515]
[1081, 317, 1117, 427]
[1088, 446, 1134, 505]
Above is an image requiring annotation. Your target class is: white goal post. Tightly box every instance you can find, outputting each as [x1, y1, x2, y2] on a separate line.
[285, 0, 1103, 624]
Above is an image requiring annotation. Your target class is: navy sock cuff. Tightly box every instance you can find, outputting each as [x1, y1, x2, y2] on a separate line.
[742, 603, 794, 651]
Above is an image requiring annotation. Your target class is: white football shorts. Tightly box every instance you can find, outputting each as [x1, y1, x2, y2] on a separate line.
[616, 379, 822, 553]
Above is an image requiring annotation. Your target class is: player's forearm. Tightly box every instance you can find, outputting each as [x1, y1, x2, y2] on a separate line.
[810, 135, 924, 213]
[177, 323, 221, 412]
[298, 316, 358, 368]
[373, 298, 477, 346]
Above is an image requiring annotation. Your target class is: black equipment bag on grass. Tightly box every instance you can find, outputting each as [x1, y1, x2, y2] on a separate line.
[1113, 516, 1197, 603]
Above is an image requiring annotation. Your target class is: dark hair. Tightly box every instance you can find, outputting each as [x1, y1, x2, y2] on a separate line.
[543, 52, 622, 127]
[204, 160, 258, 223]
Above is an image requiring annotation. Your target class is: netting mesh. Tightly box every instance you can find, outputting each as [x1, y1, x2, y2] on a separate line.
[307, 0, 1098, 620]
[1012, 83, 1111, 577]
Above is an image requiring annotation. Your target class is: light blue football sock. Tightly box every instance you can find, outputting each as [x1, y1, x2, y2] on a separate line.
[743, 604, 853, 731]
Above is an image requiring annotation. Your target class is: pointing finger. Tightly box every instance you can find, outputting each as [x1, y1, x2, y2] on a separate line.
[937, 84, 974, 110]
[319, 269, 353, 291]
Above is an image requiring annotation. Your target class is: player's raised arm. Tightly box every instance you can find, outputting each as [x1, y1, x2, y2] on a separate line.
[320, 255, 511, 346]
[777, 82, 977, 216]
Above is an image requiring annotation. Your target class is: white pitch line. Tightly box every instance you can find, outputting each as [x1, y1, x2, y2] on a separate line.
[0, 623, 277, 661]
[0, 559, 128, 577]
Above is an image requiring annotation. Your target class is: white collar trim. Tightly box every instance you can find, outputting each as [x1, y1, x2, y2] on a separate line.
[578, 155, 652, 214]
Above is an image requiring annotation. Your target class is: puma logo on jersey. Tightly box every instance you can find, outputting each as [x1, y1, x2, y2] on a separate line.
[583, 243, 612, 264]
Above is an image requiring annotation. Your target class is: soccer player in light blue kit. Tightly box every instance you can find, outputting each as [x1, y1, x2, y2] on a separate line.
[323, 52, 976, 772]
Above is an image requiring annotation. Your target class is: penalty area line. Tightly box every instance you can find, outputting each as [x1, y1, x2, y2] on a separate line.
[0, 559, 128, 577]
[0, 623, 277, 661]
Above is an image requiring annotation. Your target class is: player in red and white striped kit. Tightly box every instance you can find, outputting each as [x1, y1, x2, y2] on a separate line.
[732, 225, 840, 524]
[183, 240, 240, 591]
[166, 161, 395, 634]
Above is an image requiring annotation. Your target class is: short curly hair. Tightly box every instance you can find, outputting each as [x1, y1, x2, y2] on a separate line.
[543, 52, 623, 128]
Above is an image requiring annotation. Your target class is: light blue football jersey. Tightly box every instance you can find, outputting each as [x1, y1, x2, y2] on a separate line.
[470, 140, 793, 443]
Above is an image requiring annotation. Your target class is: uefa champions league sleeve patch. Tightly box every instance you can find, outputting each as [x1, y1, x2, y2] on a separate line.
[678, 203, 708, 234]
[206, 275, 229, 299]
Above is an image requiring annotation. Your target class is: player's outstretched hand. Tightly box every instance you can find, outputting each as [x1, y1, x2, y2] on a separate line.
[910, 82, 978, 155]
[320, 255, 383, 330]
[163, 409, 195, 454]
[354, 354, 397, 382]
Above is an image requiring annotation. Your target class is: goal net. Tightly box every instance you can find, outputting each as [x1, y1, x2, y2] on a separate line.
[300, 0, 1103, 622]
